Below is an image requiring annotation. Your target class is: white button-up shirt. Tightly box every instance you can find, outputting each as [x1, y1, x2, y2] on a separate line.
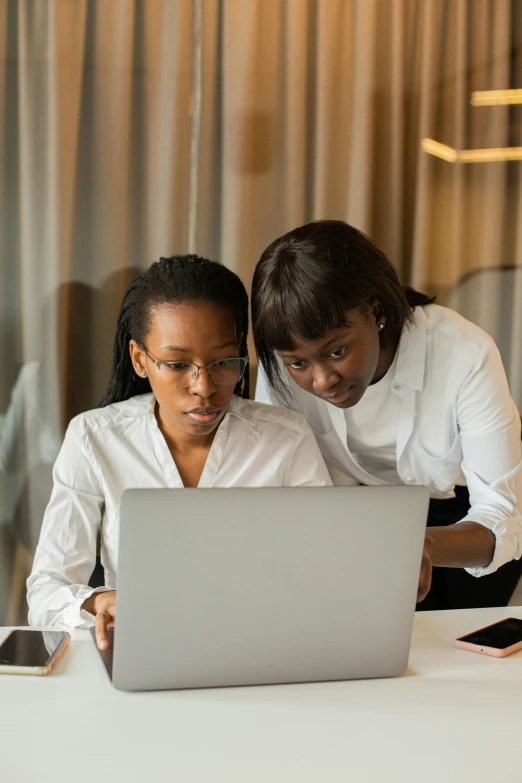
[27, 394, 331, 628]
[256, 305, 522, 577]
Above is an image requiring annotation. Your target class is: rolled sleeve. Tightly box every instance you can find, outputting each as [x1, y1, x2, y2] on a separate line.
[27, 418, 106, 627]
[460, 458, 522, 576]
[457, 341, 522, 576]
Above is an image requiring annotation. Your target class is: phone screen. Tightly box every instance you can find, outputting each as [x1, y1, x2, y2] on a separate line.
[457, 618, 522, 649]
[0, 630, 68, 667]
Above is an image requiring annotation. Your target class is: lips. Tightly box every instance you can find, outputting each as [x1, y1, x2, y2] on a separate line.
[185, 407, 221, 425]
[323, 386, 354, 405]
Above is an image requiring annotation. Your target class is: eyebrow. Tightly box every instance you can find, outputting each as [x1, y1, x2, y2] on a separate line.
[160, 341, 239, 353]
[279, 331, 350, 357]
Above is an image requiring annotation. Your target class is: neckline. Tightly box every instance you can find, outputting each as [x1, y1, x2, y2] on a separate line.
[364, 348, 400, 395]
[150, 401, 231, 489]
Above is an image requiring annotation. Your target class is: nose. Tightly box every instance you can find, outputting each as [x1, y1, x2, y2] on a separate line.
[312, 365, 341, 395]
[190, 367, 216, 398]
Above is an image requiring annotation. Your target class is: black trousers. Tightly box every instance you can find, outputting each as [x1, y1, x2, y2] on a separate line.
[88, 556, 105, 589]
[416, 485, 522, 611]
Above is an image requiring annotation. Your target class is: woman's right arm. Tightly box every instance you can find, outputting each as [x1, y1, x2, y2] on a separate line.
[27, 417, 111, 628]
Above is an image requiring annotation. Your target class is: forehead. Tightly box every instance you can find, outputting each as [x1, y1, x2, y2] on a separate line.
[146, 302, 237, 347]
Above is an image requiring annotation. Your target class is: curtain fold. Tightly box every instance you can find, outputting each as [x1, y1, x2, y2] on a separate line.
[1, 0, 522, 564]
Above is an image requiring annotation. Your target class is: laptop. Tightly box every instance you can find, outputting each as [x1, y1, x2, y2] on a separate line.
[91, 485, 429, 691]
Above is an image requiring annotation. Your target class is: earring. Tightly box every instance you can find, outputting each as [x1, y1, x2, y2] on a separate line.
[379, 322, 385, 330]
[141, 371, 147, 377]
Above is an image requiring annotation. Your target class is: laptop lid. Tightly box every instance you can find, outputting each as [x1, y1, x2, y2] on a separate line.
[112, 486, 429, 691]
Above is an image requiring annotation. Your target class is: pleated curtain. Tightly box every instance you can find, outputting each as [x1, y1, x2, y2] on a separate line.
[1, 0, 522, 549]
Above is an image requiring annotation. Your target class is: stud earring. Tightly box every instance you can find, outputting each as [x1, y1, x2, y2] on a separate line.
[379, 322, 385, 330]
[141, 371, 147, 377]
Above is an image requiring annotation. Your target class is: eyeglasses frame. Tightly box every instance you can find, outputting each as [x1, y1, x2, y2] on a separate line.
[140, 344, 249, 388]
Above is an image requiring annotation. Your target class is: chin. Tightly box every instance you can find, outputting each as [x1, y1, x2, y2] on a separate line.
[180, 422, 218, 437]
[180, 413, 226, 436]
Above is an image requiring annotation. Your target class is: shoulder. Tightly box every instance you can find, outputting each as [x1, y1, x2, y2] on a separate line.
[67, 394, 154, 440]
[228, 396, 311, 438]
[421, 304, 496, 362]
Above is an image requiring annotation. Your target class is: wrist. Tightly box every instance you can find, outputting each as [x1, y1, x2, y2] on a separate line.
[81, 589, 114, 616]
[81, 594, 97, 615]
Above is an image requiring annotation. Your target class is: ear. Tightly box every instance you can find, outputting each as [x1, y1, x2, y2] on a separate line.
[369, 298, 383, 324]
[129, 339, 148, 378]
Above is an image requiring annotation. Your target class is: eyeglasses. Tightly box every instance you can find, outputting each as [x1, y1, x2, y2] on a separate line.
[141, 345, 249, 388]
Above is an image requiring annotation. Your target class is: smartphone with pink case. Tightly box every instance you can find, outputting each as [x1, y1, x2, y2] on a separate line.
[454, 617, 522, 658]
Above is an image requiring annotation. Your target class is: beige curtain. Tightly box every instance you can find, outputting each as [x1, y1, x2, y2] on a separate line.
[1, 0, 522, 612]
[2, 0, 522, 419]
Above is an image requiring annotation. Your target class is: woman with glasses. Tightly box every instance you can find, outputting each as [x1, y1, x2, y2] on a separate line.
[28, 255, 330, 645]
[252, 221, 522, 611]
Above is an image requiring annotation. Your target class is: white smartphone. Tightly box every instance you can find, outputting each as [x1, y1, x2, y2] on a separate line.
[454, 617, 522, 658]
[0, 629, 71, 675]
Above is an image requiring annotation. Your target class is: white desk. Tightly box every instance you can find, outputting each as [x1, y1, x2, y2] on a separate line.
[2, 607, 522, 783]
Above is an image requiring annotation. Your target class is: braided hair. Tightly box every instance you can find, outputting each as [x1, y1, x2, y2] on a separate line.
[100, 255, 250, 407]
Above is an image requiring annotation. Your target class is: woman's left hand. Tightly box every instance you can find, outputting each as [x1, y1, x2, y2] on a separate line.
[417, 532, 434, 603]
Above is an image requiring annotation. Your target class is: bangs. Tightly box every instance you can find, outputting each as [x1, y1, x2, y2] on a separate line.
[254, 271, 359, 352]
[251, 220, 417, 402]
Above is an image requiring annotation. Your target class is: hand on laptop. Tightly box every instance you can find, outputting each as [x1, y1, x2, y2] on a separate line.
[82, 590, 116, 650]
[417, 533, 434, 603]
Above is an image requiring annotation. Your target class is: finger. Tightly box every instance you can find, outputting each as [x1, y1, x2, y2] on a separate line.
[417, 559, 432, 603]
[95, 611, 110, 651]
[417, 582, 428, 603]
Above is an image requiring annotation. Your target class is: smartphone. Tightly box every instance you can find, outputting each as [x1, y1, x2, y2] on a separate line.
[0, 629, 71, 675]
[454, 617, 522, 658]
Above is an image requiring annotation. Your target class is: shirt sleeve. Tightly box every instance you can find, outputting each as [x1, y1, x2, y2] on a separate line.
[282, 425, 333, 487]
[456, 340, 522, 576]
[27, 417, 111, 628]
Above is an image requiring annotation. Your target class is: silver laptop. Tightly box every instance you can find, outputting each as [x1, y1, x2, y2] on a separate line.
[91, 486, 429, 691]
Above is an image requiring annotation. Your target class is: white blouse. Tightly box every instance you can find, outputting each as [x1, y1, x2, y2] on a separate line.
[256, 305, 522, 578]
[344, 349, 401, 484]
[27, 394, 331, 628]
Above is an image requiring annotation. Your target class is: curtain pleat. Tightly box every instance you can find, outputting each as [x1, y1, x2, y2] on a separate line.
[1, 0, 522, 556]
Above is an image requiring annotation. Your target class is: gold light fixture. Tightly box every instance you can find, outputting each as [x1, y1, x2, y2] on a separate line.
[422, 139, 522, 163]
[471, 89, 522, 106]
[421, 139, 458, 162]
[422, 88, 522, 163]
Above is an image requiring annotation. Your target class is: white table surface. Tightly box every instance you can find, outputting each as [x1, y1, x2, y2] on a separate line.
[2, 606, 522, 783]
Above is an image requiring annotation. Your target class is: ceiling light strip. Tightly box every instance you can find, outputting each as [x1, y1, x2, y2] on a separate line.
[471, 89, 522, 106]
[422, 138, 522, 163]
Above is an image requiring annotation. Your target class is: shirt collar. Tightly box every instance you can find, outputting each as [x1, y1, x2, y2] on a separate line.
[224, 394, 256, 426]
[124, 393, 156, 417]
[393, 306, 428, 392]
[123, 391, 255, 425]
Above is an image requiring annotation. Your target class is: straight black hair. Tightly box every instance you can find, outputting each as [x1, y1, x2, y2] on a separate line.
[251, 220, 434, 399]
[100, 255, 250, 407]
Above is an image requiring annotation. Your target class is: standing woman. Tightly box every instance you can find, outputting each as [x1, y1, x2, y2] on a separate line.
[252, 220, 522, 610]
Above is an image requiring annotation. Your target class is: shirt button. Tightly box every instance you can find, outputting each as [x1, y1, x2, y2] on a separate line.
[393, 383, 401, 391]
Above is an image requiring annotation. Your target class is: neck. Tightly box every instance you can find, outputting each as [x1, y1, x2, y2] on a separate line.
[155, 404, 218, 453]
[371, 332, 400, 384]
